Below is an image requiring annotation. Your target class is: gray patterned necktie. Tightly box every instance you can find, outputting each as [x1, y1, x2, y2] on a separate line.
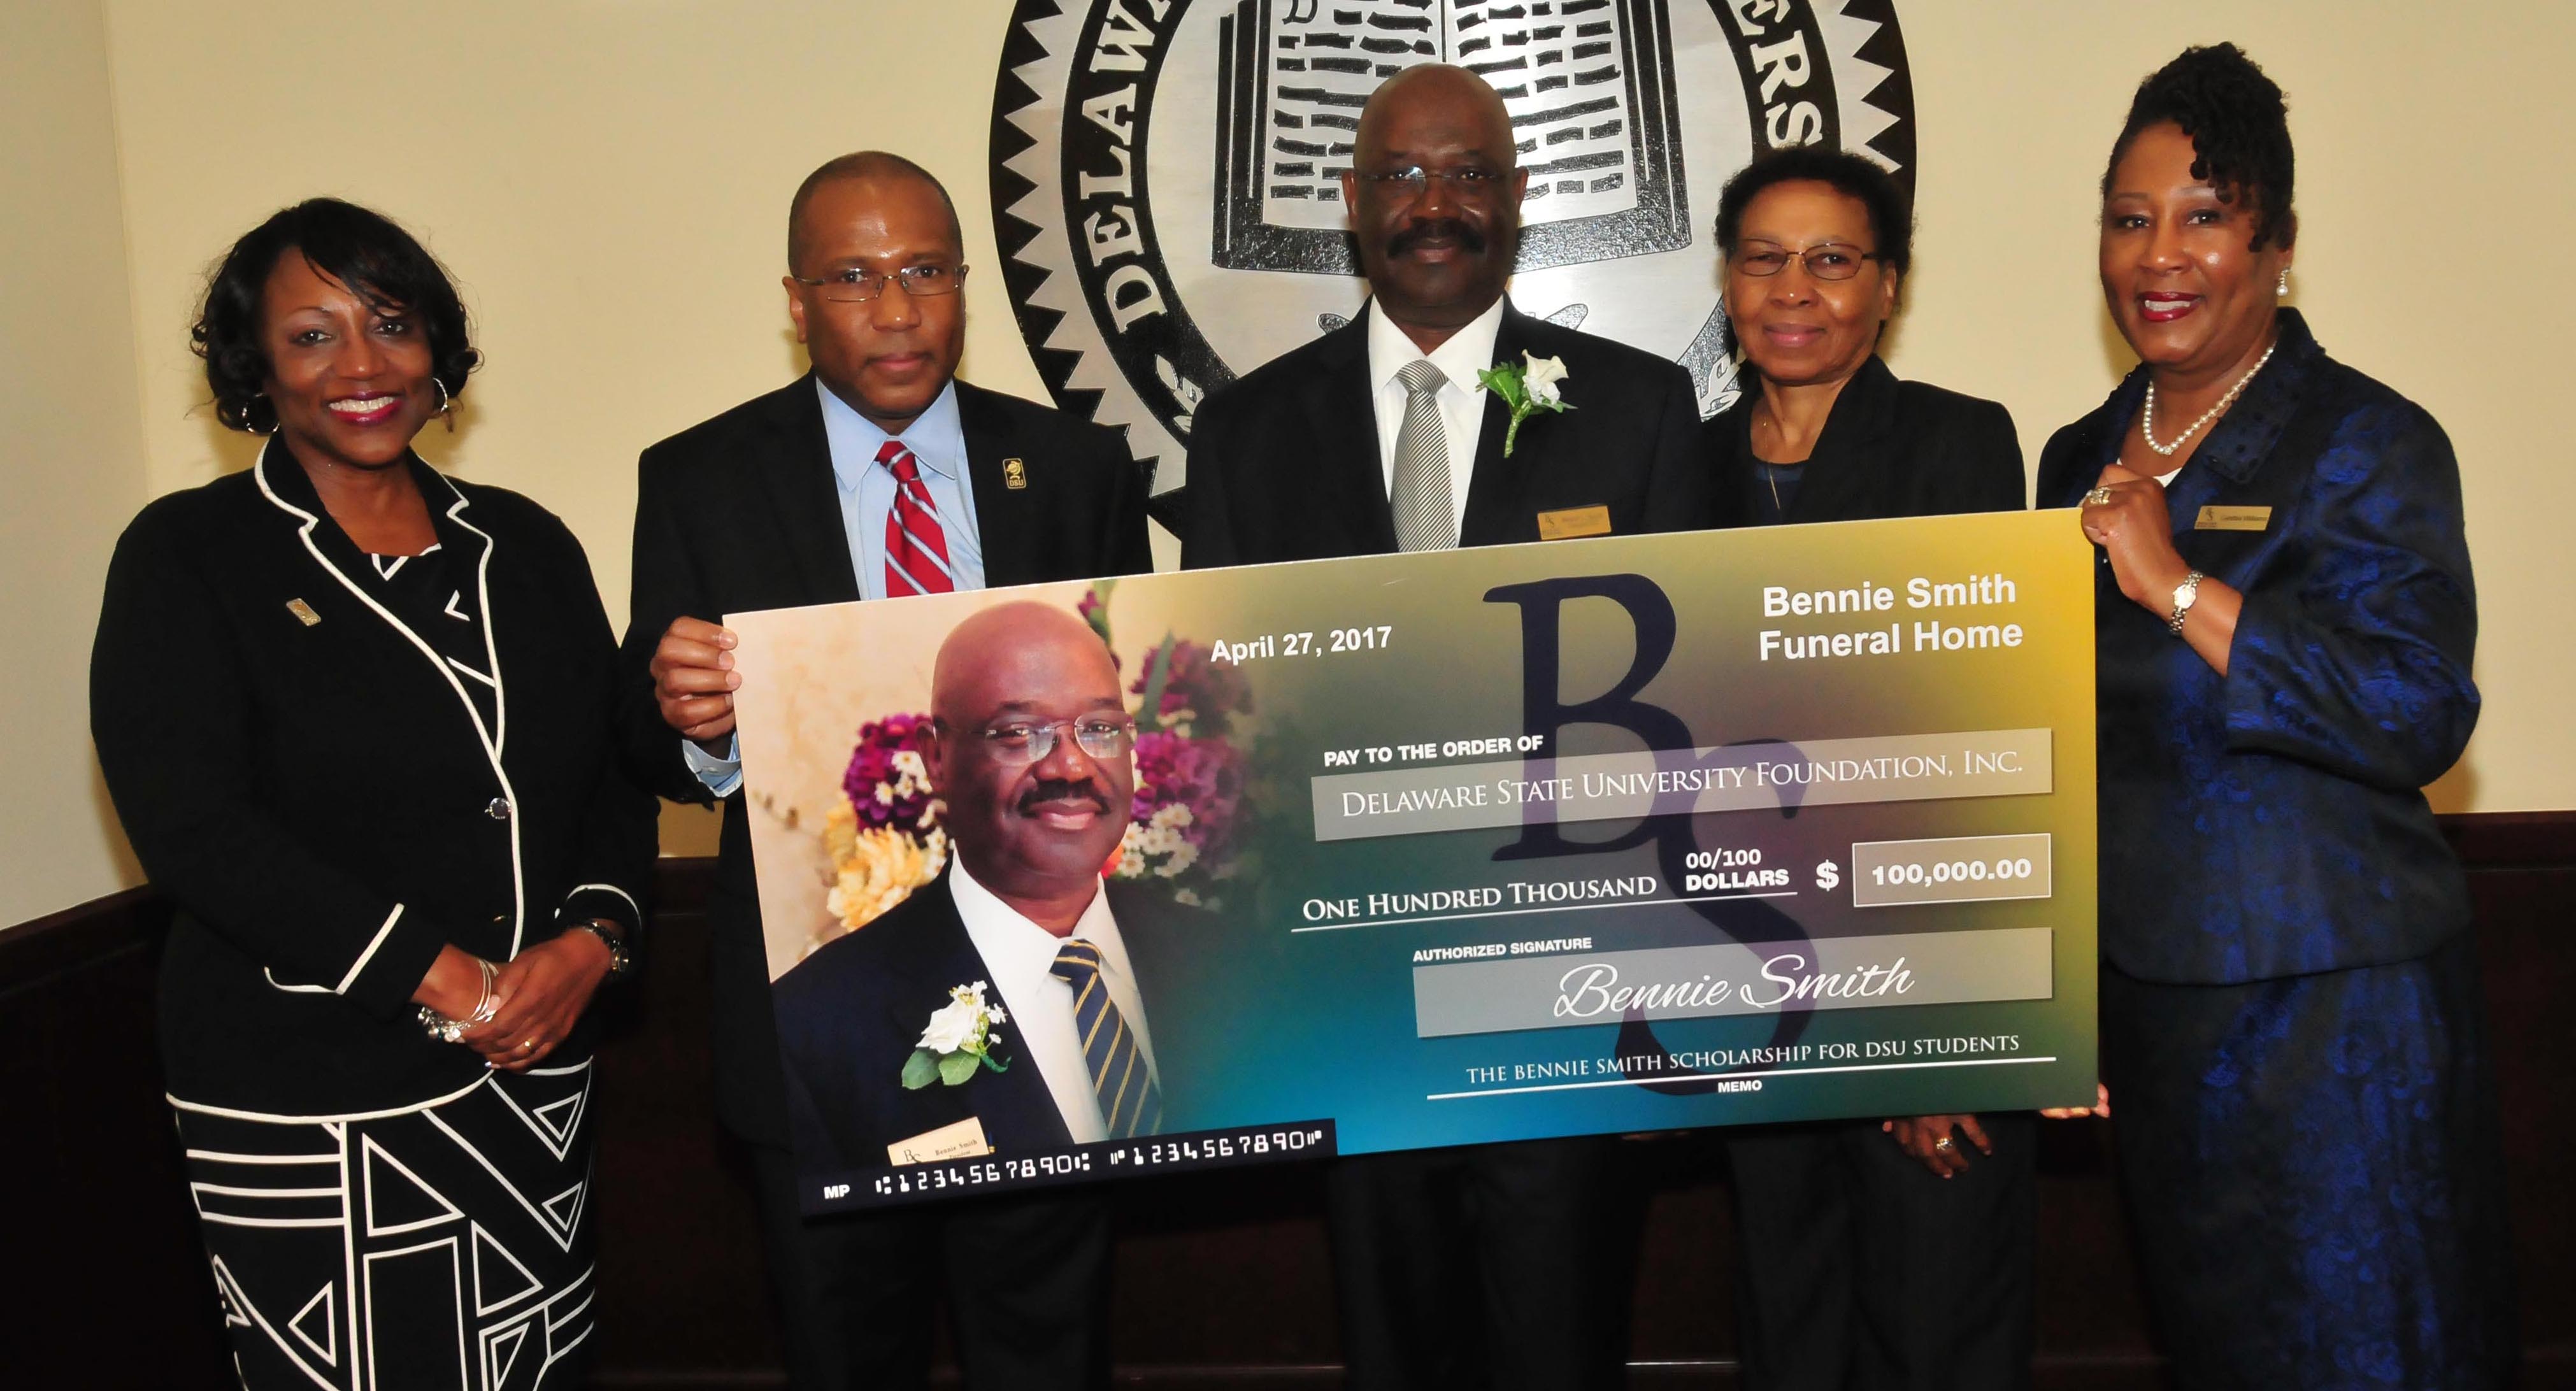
[1390, 359, 1456, 552]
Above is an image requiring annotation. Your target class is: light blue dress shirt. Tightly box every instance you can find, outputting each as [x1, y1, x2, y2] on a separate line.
[685, 378, 987, 795]
[820, 377, 985, 600]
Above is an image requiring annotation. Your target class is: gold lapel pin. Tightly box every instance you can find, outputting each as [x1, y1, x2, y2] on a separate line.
[285, 598, 322, 627]
[1003, 458, 1028, 490]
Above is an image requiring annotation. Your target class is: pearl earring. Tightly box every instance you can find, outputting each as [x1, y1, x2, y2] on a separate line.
[2276, 269, 2290, 298]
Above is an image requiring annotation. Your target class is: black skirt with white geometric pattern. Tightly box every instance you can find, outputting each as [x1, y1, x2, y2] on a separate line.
[172, 1060, 596, 1390]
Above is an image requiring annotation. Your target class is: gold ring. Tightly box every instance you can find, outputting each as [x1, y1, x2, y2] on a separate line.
[519, 1041, 536, 1052]
[1933, 1136, 1954, 1152]
[2083, 487, 2115, 506]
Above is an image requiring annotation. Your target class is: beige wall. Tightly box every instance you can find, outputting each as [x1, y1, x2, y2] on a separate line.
[8, 0, 2570, 921]
[1, 0, 147, 925]
[1884, 4, 2576, 816]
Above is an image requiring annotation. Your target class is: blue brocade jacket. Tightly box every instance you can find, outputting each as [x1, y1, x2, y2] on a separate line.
[2035, 310, 2479, 986]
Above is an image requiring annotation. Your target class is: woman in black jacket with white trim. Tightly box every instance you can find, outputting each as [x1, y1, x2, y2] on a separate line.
[90, 199, 655, 1390]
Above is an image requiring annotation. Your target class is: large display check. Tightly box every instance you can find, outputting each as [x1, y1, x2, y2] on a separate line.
[728, 511, 2098, 1212]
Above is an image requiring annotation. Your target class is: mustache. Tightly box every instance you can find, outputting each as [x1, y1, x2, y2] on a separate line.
[1387, 218, 1487, 257]
[1015, 778, 1113, 817]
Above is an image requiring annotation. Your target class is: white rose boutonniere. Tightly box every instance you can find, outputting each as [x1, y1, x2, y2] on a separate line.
[901, 981, 1012, 1088]
[1475, 351, 1575, 457]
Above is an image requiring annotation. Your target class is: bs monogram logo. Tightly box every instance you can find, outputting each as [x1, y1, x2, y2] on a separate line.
[991, 0, 1915, 487]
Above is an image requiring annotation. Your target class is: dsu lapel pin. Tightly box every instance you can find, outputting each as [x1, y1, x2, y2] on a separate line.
[285, 598, 322, 627]
[1003, 458, 1028, 490]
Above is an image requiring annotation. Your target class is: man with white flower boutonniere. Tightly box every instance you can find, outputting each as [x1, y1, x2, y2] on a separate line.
[1180, 62, 1711, 1391]
[1180, 63, 1710, 573]
[768, 602, 1218, 1378]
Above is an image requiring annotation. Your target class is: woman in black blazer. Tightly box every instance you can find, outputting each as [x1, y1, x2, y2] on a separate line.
[1699, 146, 2035, 1390]
[90, 200, 654, 1390]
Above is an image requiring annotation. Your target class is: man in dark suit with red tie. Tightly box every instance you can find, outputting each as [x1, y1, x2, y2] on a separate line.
[623, 152, 1150, 1389]
[1182, 66, 1711, 1390]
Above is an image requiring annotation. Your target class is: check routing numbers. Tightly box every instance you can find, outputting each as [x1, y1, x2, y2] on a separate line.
[1760, 571, 2025, 662]
[840, 1124, 1336, 1206]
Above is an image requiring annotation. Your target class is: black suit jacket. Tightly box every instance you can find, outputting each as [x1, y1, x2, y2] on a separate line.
[771, 870, 1218, 1174]
[92, 445, 656, 1117]
[620, 376, 1152, 1143]
[1180, 302, 1711, 566]
[1703, 355, 2026, 528]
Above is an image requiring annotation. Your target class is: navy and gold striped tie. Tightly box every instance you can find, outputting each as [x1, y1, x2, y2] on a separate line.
[1050, 938, 1162, 1139]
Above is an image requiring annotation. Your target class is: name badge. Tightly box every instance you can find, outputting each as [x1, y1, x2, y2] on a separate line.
[1536, 505, 1612, 541]
[285, 598, 322, 627]
[888, 1116, 992, 1166]
[2195, 505, 2272, 532]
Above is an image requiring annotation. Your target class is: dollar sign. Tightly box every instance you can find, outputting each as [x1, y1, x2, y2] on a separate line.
[1816, 860, 1842, 892]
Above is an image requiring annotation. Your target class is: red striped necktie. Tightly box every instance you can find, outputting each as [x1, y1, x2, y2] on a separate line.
[878, 439, 954, 596]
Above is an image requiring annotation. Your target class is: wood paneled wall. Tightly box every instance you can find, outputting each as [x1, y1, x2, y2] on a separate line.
[5, 817, 2566, 1388]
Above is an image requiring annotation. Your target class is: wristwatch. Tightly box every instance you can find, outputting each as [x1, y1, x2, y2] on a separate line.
[2167, 571, 2206, 636]
[564, 918, 633, 977]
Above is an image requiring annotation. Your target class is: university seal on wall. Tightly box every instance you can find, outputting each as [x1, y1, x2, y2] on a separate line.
[991, 0, 1916, 487]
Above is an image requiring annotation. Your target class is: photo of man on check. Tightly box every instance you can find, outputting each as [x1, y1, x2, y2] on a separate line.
[770, 601, 1215, 1173]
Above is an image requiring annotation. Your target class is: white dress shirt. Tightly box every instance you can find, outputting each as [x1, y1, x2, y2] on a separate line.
[1366, 294, 1509, 538]
[948, 856, 1161, 1145]
[684, 378, 987, 796]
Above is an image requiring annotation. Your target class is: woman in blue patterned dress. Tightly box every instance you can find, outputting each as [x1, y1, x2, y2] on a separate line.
[2035, 44, 2515, 1386]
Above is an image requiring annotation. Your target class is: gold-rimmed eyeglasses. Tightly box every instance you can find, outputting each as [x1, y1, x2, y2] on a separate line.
[1355, 165, 1508, 201]
[1730, 241, 1884, 282]
[791, 264, 970, 303]
[956, 716, 1136, 766]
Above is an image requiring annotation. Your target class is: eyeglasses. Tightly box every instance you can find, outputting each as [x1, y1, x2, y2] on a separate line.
[1356, 166, 1507, 201]
[1731, 241, 1884, 281]
[791, 264, 969, 303]
[961, 716, 1137, 766]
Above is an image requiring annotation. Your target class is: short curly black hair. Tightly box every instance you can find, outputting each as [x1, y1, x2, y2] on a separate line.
[2102, 43, 2296, 251]
[1714, 145, 1913, 277]
[191, 199, 479, 434]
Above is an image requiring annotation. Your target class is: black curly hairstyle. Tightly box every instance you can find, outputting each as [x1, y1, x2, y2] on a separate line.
[2103, 43, 2296, 250]
[1714, 144, 1914, 277]
[191, 199, 479, 434]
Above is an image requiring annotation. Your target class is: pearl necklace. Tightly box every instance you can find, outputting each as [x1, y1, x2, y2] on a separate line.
[2141, 341, 2277, 457]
